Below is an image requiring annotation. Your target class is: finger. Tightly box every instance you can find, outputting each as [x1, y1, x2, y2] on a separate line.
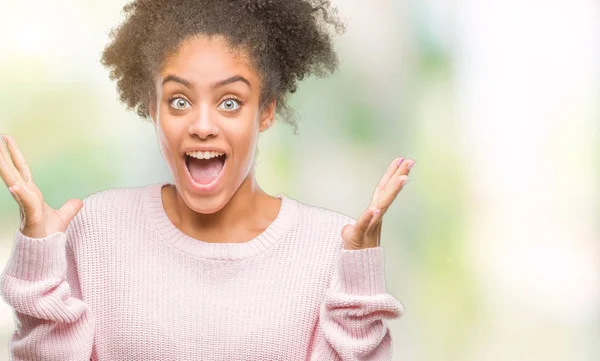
[341, 223, 354, 243]
[9, 186, 26, 225]
[350, 207, 379, 246]
[3, 135, 32, 183]
[58, 198, 83, 225]
[397, 158, 415, 177]
[367, 175, 408, 234]
[374, 174, 409, 217]
[8, 181, 42, 226]
[372, 157, 404, 205]
[8, 185, 26, 224]
[8, 184, 23, 207]
[375, 158, 414, 203]
[366, 216, 383, 246]
[0, 134, 23, 188]
[367, 207, 382, 231]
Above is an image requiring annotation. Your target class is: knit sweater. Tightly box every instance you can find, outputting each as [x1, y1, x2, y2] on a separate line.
[0, 182, 403, 361]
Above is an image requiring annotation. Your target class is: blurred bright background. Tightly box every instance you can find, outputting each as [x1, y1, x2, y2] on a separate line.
[0, 0, 598, 360]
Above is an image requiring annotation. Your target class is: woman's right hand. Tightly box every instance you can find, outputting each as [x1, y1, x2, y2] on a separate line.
[0, 134, 83, 239]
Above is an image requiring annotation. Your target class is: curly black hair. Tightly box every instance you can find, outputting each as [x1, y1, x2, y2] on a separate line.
[100, 0, 346, 132]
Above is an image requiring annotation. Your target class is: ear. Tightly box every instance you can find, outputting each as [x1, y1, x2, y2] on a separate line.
[258, 99, 276, 133]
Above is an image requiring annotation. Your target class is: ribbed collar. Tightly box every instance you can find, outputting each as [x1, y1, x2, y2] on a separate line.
[141, 182, 298, 261]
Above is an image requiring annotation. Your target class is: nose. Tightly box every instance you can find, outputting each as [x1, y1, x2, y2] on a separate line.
[188, 104, 220, 139]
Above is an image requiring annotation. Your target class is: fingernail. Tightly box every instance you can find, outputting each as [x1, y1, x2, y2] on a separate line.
[9, 185, 18, 193]
[407, 160, 415, 170]
[372, 209, 380, 216]
[397, 157, 404, 167]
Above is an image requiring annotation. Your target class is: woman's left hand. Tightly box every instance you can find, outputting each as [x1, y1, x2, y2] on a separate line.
[342, 157, 414, 250]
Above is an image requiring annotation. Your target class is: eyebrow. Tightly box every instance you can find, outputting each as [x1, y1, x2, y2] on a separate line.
[162, 75, 191, 88]
[161, 74, 251, 89]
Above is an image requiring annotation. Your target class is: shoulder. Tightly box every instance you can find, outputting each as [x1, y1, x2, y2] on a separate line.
[65, 183, 154, 248]
[80, 183, 148, 210]
[77, 182, 157, 221]
[287, 196, 357, 249]
[293, 198, 356, 228]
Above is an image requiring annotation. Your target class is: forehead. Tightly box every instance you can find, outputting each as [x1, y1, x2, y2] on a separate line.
[160, 35, 258, 85]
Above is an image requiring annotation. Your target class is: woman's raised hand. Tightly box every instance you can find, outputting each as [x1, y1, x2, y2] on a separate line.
[341, 157, 414, 250]
[0, 134, 83, 239]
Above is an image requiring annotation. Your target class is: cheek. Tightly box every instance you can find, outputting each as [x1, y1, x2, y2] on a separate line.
[226, 118, 260, 168]
[156, 125, 179, 163]
[230, 118, 259, 151]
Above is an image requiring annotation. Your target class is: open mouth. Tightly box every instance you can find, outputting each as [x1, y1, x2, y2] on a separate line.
[184, 153, 227, 186]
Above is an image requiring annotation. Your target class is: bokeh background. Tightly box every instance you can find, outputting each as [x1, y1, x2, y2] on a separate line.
[0, 0, 598, 360]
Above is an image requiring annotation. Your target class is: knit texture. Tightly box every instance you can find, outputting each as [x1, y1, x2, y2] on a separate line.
[0, 182, 404, 360]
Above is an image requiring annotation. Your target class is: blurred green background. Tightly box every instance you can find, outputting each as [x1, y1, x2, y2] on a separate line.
[0, 0, 598, 360]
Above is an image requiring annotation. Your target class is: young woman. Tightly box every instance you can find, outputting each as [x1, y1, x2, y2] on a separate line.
[0, 0, 414, 359]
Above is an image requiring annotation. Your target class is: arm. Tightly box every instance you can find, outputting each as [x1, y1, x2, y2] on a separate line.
[308, 246, 403, 361]
[308, 156, 414, 359]
[0, 228, 96, 360]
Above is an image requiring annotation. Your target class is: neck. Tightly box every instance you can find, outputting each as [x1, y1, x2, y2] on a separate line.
[166, 169, 277, 243]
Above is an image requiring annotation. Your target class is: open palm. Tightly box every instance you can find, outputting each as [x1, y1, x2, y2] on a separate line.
[342, 157, 414, 250]
[0, 134, 82, 239]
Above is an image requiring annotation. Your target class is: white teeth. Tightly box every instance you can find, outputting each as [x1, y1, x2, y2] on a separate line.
[186, 151, 225, 160]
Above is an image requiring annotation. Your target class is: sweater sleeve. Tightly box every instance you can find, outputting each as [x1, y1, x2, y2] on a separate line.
[308, 246, 404, 361]
[0, 228, 96, 360]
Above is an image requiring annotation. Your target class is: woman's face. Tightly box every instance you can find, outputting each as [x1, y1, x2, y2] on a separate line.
[150, 35, 275, 214]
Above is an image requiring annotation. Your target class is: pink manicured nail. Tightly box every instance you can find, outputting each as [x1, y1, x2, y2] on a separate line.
[9, 185, 18, 193]
[407, 160, 415, 170]
[372, 209, 380, 216]
[397, 157, 404, 167]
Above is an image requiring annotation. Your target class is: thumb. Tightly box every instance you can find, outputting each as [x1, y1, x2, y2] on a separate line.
[58, 198, 84, 223]
[341, 223, 354, 243]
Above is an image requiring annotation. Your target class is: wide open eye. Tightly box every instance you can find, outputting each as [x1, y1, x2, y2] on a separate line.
[218, 98, 241, 112]
[169, 97, 191, 110]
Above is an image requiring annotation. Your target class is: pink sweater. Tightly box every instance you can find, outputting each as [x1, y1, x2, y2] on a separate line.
[0, 182, 403, 360]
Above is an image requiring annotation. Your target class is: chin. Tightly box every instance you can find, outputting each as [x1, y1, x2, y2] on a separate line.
[181, 188, 230, 215]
